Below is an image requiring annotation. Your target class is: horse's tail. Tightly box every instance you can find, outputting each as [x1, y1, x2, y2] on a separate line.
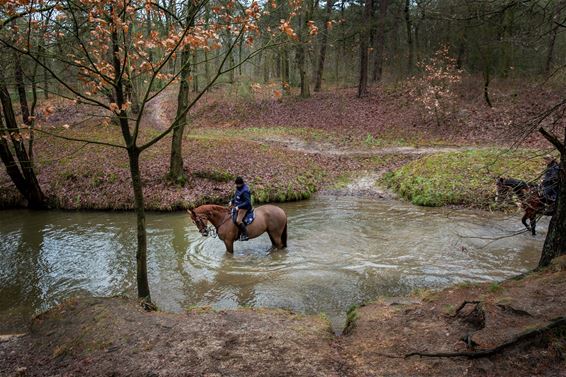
[281, 221, 287, 248]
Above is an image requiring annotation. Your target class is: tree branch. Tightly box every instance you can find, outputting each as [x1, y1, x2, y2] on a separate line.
[33, 128, 125, 149]
[539, 127, 565, 153]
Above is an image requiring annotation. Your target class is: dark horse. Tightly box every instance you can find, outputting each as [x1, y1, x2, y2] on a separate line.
[189, 204, 287, 253]
[496, 177, 549, 235]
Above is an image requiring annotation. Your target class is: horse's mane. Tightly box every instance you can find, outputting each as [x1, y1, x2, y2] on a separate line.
[194, 204, 230, 214]
[497, 177, 535, 191]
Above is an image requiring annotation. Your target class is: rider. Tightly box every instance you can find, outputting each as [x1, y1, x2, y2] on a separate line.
[229, 176, 252, 241]
[540, 155, 559, 213]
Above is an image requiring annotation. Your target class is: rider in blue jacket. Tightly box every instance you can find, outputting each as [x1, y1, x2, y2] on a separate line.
[541, 156, 560, 213]
[230, 176, 252, 241]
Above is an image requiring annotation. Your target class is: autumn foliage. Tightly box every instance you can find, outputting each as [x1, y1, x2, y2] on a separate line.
[408, 47, 463, 127]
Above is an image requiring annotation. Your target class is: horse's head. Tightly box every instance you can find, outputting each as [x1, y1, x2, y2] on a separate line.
[495, 177, 507, 204]
[188, 209, 210, 237]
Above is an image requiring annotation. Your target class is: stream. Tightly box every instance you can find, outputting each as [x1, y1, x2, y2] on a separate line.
[0, 196, 546, 333]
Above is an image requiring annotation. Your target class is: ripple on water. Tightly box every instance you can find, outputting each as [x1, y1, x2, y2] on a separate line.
[0, 197, 545, 333]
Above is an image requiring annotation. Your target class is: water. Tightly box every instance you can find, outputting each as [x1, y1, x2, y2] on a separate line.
[0, 196, 545, 333]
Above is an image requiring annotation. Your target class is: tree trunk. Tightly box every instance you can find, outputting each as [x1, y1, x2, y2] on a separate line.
[538, 128, 566, 267]
[128, 147, 151, 300]
[14, 53, 31, 125]
[0, 115, 29, 196]
[168, 47, 191, 184]
[263, 51, 270, 84]
[110, 7, 152, 305]
[227, 35, 235, 84]
[0, 78, 45, 208]
[336, 0, 346, 84]
[238, 38, 244, 76]
[204, 49, 211, 85]
[456, 39, 465, 70]
[297, 38, 310, 98]
[371, 0, 389, 82]
[281, 47, 290, 95]
[545, 25, 558, 74]
[358, 0, 373, 97]
[124, 70, 140, 114]
[314, 0, 334, 92]
[40, 45, 49, 99]
[192, 51, 199, 93]
[483, 64, 492, 108]
[404, 0, 414, 74]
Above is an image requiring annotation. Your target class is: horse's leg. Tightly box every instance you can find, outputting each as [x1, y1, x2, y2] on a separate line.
[267, 231, 277, 248]
[521, 213, 531, 231]
[224, 240, 234, 254]
[530, 215, 537, 236]
[267, 226, 284, 249]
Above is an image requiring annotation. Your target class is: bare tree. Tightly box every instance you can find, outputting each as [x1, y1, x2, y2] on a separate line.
[314, 0, 334, 92]
[358, 0, 373, 97]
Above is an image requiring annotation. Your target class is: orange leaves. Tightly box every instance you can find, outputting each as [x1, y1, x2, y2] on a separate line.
[307, 20, 318, 35]
[109, 102, 132, 113]
[163, 37, 178, 49]
[43, 106, 55, 116]
[280, 20, 297, 39]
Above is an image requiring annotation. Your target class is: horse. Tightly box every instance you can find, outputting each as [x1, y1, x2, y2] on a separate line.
[188, 204, 288, 253]
[495, 177, 549, 235]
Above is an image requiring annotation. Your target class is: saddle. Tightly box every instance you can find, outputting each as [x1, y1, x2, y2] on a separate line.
[231, 208, 255, 225]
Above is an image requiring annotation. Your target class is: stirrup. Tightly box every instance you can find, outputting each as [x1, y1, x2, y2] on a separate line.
[239, 234, 249, 241]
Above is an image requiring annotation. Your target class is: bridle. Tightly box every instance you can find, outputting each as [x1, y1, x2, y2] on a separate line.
[193, 210, 232, 239]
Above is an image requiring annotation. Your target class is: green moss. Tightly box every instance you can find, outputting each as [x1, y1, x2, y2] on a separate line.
[488, 282, 504, 293]
[382, 149, 549, 208]
[343, 305, 359, 335]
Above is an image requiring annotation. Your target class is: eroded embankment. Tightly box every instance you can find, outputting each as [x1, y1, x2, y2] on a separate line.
[2, 257, 565, 377]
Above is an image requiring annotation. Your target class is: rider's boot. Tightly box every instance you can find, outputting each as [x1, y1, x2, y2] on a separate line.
[238, 223, 249, 241]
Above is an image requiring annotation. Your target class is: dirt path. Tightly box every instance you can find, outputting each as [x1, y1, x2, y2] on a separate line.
[255, 135, 473, 158]
[143, 87, 177, 130]
[321, 170, 394, 198]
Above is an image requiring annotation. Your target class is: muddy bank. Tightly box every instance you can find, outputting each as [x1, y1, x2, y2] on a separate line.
[2, 258, 565, 376]
[338, 257, 566, 377]
[0, 297, 343, 377]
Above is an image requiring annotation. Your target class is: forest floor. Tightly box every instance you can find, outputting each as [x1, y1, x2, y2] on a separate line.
[0, 77, 562, 210]
[1, 256, 565, 376]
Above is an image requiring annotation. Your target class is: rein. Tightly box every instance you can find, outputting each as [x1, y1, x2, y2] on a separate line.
[204, 209, 232, 239]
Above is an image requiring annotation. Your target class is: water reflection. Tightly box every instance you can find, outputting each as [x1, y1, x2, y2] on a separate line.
[0, 196, 546, 333]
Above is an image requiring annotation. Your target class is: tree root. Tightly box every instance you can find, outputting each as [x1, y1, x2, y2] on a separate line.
[496, 304, 532, 317]
[139, 298, 157, 311]
[451, 301, 481, 317]
[405, 316, 566, 359]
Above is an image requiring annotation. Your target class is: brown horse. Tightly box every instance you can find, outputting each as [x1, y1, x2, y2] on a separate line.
[496, 177, 550, 235]
[189, 204, 288, 253]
